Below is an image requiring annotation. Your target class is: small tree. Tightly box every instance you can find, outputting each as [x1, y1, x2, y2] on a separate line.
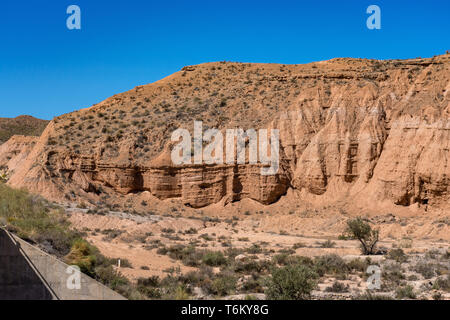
[345, 217, 379, 255]
[266, 264, 317, 300]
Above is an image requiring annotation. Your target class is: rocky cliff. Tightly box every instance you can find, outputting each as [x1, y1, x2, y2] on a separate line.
[2, 54, 449, 211]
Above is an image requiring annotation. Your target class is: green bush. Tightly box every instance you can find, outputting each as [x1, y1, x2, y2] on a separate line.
[202, 251, 227, 267]
[211, 273, 237, 296]
[64, 239, 98, 275]
[386, 248, 408, 263]
[344, 217, 379, 255]
[313, 254, 347, 276]
[234, 260, 272, 274]
[266, 264, 318, 300]
[163, 245, 202, 266]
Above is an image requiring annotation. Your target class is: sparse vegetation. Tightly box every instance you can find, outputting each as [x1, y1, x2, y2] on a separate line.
[395, 285, 416, 299]
[386, 248, 408, 263]
[266, 263, 318, 300]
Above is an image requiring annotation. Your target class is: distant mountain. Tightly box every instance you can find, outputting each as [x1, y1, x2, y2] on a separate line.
[0, 115, 49, 144]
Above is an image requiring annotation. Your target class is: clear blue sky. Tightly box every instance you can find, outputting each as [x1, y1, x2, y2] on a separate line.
[1, 0, 449, 120]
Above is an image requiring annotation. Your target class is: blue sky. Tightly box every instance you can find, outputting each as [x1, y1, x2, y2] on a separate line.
[1, 0, 449, 120]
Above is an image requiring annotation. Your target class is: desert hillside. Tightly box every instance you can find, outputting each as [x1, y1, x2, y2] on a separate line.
[1, 54, 450, 216]
[0, 115, 48, 144]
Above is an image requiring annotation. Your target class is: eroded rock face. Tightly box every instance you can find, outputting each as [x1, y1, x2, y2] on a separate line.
[32, 154, 290, 208]
[366, 117, 450, 207]
[2, 54, 450, 209]
[0, 135, 38, 173]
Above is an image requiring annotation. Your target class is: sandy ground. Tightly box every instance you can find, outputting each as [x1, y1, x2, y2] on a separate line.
[67, 204, 449, 283]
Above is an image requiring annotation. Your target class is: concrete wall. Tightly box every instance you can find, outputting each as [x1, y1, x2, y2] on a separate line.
[0, 229, 54, 300]
[0, 228, 126, 300]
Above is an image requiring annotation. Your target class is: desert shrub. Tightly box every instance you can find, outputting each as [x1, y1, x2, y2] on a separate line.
[184, 227, 198, 234]
[318, 239, 336, 248]
[246, 244, 263, 254]
[64, 239, 99, 275]
[168, 245, 203, 266]
[412, 262, 436, 279]
[180, 266, 214, 291]
[235, 260, 272, 274]
[356, 291, 393, 300]
[242, 276, 264, 293]
[202, 251, 227, 267]
[395, 285, 416, 299]
[158, 245, 227, 268]
[173, 285, 190, 300]
[224, 247, 245, 259]
[425, 249, 440, 260]
[101, 229, 124, 240]
[273, 254, 313, 267]
[138, 276, 160, 287]
[344, 217, 379, 255]
[386, 248, 408, 263]
[199, 233, 214, 241]
[325, 281, 349, 293]
[136, 276, 162, 299]
[278, 248, 295, 255]
[265, 264, 318, 300]
[95, 265, 131, 294]
[347, 258, 369, 273]
[272, 253, 291, 266]
[432, 275, 450, 292]
[159, 275, 191, 300]
[379, 262, 405, 291]
[156, 246, 168, 255]
[313, 254, 347, 276]
[432, 292, 442, 300]
[211, 273, 237, 296]
[292, 242, 306, 249]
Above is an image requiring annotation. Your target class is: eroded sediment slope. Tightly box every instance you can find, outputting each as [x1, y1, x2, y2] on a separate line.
[2, 54, 450, 211]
